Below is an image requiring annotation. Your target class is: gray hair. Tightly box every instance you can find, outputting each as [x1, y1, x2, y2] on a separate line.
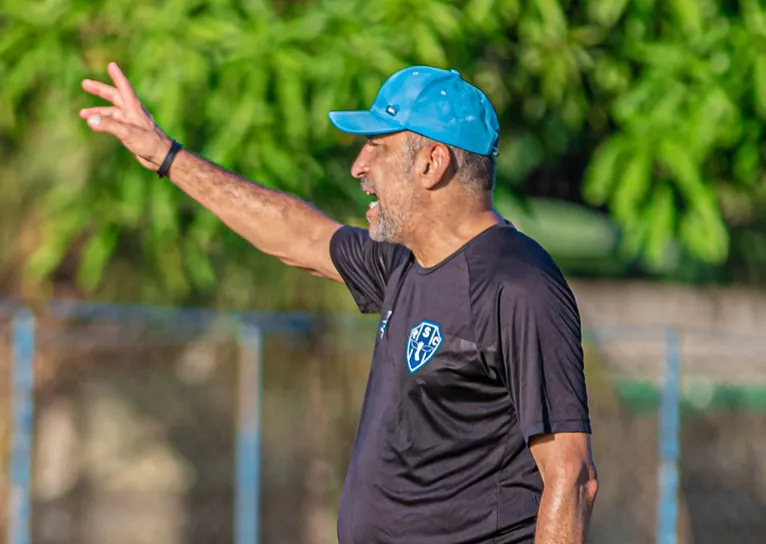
[404, 132, 496, 192]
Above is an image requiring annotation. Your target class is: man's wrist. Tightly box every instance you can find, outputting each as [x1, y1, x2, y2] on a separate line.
[151, 137, 174, 168]
[156, 139, 183, 179]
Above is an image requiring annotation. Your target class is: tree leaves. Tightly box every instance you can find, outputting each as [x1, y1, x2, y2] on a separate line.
[645, 184, 676, 269]
[466, 0, 500, 30]
[613, 146, 652, 225]
[587, 0, 630, 28]
[583, 136, 628, 207]
[752, 53, 766, 119]
[667, 0, 703, 39]
[583, 0, 766, 271]
[77, 224, 119, 291]
[3, 0, 766, 303]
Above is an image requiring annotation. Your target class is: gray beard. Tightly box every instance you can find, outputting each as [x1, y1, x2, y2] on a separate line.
[370, 203, 406, 243]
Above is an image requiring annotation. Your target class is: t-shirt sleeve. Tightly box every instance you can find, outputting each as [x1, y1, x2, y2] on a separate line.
[329, 225, 404, 314]
[499, 275, 592, 444]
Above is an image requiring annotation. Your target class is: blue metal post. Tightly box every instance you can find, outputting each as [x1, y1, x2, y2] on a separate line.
[657, 327, 680, 544]
[8, 309, 35, 544]
[235, 324, 264, 544]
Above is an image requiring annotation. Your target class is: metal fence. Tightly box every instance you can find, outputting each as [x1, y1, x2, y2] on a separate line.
[2, 299, 765, 544]
[585, 325, 766, 544]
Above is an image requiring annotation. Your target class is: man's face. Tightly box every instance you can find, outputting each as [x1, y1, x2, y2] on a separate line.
[352, 132, 417, 244]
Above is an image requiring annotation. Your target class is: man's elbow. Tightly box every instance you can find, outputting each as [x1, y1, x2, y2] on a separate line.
[583, 470, 599, 506]
[576, 460, 599, 507]
[552, 458, 599, 505]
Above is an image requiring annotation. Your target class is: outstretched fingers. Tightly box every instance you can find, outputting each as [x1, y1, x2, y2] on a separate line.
[108, 62, 143, 110]
[80, 106, 125, 122]
[81, 63, 141, 110]
[82, 79, 123, 107]
[80, 62, 168, 167]
[85, 114, 132, 141]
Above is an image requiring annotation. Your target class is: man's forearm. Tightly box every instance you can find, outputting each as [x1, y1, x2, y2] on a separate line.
[165, 148, 341, 275]
[534, 478, 597, 544]
[79, 64, 342, 279]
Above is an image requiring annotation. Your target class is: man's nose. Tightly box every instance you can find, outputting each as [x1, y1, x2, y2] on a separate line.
[351, 150, 369, 179]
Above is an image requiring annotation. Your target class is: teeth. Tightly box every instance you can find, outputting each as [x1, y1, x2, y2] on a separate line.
[369, 200, 379, 209]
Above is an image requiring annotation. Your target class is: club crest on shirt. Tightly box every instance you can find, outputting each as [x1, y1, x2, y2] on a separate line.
[406, 320, 443, 373]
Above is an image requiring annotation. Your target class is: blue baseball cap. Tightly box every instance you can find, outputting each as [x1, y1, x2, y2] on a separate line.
[328, 66, 500, 156]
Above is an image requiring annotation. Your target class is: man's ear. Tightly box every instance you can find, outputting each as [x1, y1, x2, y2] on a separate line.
[419, 142, 453, 190]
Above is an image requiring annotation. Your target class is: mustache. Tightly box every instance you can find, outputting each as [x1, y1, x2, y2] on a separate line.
[360, 177, 376, 194]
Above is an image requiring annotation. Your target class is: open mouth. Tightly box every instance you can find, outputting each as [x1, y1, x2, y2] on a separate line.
[364, 187, 379, 210]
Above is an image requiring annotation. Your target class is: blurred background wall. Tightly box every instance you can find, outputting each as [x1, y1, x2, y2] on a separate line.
[1, 0, 766, 543]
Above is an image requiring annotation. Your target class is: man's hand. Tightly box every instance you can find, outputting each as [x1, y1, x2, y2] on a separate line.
[529, 432, 598, 543]
[79, 62, 344, 282]
[80, 63, 173, 171]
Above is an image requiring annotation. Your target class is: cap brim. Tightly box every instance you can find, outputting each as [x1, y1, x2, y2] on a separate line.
[328, 110, 402, 136]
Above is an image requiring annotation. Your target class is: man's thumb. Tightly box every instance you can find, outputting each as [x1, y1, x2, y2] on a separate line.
[87, 115, 102, 128]
[86, 114, 130, 141]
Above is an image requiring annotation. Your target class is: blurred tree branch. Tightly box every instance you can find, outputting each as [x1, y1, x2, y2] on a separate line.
[2, 0, 766, 308]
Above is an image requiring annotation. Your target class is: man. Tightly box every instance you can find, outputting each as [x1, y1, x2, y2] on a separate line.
[80, 62, 598, 543]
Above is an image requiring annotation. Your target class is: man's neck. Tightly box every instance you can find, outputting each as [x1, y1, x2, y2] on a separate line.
[405, 209, 505, 269]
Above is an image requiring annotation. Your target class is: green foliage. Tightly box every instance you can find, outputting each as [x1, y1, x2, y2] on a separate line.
[1, 0, 766, 306]
[582, 0, 766, 270]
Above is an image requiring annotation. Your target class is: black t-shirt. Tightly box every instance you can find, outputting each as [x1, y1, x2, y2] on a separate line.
[329, 222, 591, 544]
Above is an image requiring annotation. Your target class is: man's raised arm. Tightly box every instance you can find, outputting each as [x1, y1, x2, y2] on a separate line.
[79, 62, 344, 283]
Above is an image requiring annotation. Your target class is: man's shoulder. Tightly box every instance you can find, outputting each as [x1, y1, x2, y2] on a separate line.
[331, 224, 413, 269]
[464, 225, 577, 328]
[463, 225, 580, 348]
[463, 224, 564, 291]
[329, 224, 413, 315]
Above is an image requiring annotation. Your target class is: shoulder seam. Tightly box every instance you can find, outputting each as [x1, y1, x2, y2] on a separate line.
[463, 252, 481, 348]
[463, 253, 497, 352]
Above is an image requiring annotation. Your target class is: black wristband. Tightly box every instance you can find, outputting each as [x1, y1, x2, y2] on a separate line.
[157, 140, 183, 178]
